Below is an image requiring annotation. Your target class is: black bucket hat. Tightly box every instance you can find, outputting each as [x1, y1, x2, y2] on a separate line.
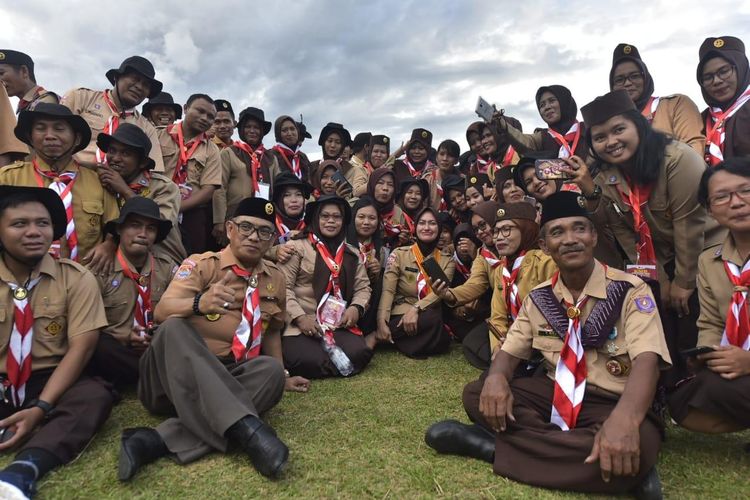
[0, 186, 67, 241]
[105, 196, 172, 244]
[142, 92, 182, 120]
[96, 123, 156, 170]
[304, 195, 352, 227]
[297, 121, 312, 140]
[15, 103, 91, 155]
[237, 107, 272, 135]
[106, 56, 163, 98]
[318, 122, 351, 147]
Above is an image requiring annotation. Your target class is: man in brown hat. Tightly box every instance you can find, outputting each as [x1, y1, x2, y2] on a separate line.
[0, 103, 119, 263]
[609, 43, 705, 156]
[120, 197, 308, 482]
[0, 185, 113, 500]
[426, 191, 671, 499]
[0, 50, 58, 114]
[61, 55, 165, 171]
[142, 91, 182, 128]
[211, 99, 235, 150]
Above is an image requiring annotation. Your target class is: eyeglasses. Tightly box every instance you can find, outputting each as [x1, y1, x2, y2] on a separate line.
[493, 225, 516, 237]
[701, 65, 735, 87]
[612, 72, 644, 87]
[472, 220, 489, 233]
[319, 213, 343, 222]
[230, 220, 275, 240]
[709, 187, 750, 207]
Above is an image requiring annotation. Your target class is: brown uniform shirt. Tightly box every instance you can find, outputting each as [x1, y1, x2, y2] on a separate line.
[213, 147, 280, 224]
[0, 159, 120, 260]
[502, 261, 672, 395]
[378, 246, 455, 321]
[18, 85, 59, 112]
[154, 249, 286, 357]
[696, 235, 743, 346]
[0, 86, 27, 156]
[60, 88, 165, 171]
[279, 238, 371, 336]
[448, 250, 501, 306]
[0, 254, 107, 372]
[158, 124, 222, 195]
[591, 140, 717, 290]
[649, 94, 705, 158]
[97, 251, 176, 344]
[488, 250, 557, 352]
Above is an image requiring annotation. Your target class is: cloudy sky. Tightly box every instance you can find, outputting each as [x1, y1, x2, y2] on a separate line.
[2, 0, 749, 159]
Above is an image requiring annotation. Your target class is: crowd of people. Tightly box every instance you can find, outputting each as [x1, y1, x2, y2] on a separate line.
[0, 33, 747, 499]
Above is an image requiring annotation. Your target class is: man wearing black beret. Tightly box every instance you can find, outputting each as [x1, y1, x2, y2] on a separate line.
[0, 49, 59, 114]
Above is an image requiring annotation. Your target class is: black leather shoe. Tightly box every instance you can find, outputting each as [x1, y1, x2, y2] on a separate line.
[118, 427, 168, 482]
[226, 416, 289, 479]
[424, 420, 495, 463]
[633, 467, 663, 500]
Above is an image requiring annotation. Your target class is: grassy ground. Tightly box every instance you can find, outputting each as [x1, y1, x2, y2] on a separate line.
[5, 344, 749, 499]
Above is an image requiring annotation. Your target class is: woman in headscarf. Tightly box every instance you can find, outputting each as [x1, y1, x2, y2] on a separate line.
[494, 85, 589, 160]
[272, 171, 312, 244]
[312, 159, 353, 201]
[346, 196, 386, 336]
[368, 168, 410, 248]
[397, 177, 430, 227]
[696, 36, 750, 164]
[494, 166, 526, 204]
[377, 207, 455, 358]
[469, 121, 522, 183]
[309, 122, 368, 197]
[437, 212, 457, 252]
[442, 174, 471, 224]
[609, 44, 704, 156]
[465, 173, 494, 209]
[279, 195, 373, 378]
[423, 139, 462, 211]
[270, 115, 312, 183]
[392, 128, 434, 184]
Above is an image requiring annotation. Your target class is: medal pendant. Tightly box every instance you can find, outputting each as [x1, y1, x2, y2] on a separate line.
[206, 313, 221, 322]
[566, 306, 580, 319]
[249, 276, 258, 288]
[13, 287, 28, 300]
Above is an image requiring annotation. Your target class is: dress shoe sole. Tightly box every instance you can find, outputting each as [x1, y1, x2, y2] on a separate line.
[118, 444, 139, 482]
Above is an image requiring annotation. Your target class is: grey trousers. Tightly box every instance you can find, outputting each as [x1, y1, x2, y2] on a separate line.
[138, 318, 286, 464]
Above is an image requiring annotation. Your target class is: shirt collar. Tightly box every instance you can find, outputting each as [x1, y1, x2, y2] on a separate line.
[219, 248, 270, 276]
[552, 260, 607, 303]
[0, 252, 58, 285]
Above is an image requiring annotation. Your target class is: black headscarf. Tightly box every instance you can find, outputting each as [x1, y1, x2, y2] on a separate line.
[346, 195, 383, 256]
[697, 41, 750, 109]
[367, 167, 397, 214]
[535, 85, 578, 134]
[414, 207, 442, 256]
[307, 199, 348, 253]
[609, 58, 655, 111]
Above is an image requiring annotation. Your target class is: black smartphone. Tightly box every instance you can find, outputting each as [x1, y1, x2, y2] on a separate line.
[332, 171, 353, 192]
[681, 346, 715, 358]
[422, 256, 450, 286]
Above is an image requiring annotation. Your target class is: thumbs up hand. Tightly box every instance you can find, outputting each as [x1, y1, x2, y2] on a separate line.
[198, 270, 240, 315]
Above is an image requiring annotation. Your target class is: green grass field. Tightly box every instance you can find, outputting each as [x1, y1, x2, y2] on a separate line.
[6, 344, 749, 499]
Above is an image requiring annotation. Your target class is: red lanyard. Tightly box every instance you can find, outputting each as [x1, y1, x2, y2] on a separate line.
[547, 123, 581, 157]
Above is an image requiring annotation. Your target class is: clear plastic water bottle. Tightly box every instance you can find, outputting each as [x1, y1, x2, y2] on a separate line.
[321, 334, 354, 376]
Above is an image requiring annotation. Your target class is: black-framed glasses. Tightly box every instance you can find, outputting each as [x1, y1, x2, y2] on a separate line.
[493, 225, 516, 238]
[230, 220, 275, 240]
[701, 65, 735, 87]
[709, 187, 750, 207]
[472, 220, 489, 233]
[612, 72, 644, 87]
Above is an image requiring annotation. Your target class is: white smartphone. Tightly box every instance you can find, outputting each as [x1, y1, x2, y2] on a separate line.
[475, 96, 496, 123]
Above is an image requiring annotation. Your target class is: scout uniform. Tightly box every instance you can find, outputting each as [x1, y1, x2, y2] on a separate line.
[141, 91, 182, 128]
[378, 240, 455, 358]
[0, 85, 26, 158]
[139, 241, 287, 464]
[269, 115, 312, 183]
[309, 158, 367, 201]
[668, 234, 750, 429]
[0, 50, 58, 114]
[392, 128, 434, 185]
[422, 166, 460, 212]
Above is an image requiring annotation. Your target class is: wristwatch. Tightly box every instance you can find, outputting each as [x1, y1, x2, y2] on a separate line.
[27, 399, 54, 416]
[584, 184, 602, 200]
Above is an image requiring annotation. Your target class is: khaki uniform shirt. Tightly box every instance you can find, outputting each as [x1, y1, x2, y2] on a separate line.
[98, 251, 176, 344]
[0, 254, 106, 372]
[649, 94, 705, 158]
[154, 249, 286, 357]
[448, 250, 500, 305]
[696, 235, 744, 346]
[378, 246, 455, 321]
[213, 147, 280, 224]
[502, 261, 672, 395]
[0, 85, 27, 156]
[591, 140, 717, 290]
[279, 238, 371, 336]
[488, 250, 557, 352]
[158, 124, 222, 196]
[0, 159, 120, 260]
[19, 85, 59, 111]
[60, 88, 165, 171]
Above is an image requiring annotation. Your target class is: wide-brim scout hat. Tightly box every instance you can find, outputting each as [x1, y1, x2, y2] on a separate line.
[96, 123, 155, 170]
[106, 56, 163, 99]
[0, 186, 67, 241]
[237, 107, 272, 135]
[15, 102, 91, 155]
[318, 122, 351, 147]
[409, 128, 433, 150]
[304, 195, 352, 227]
[272, 171, 313, 203]
[539, 191, 591, 227]
[142, 92, 182, 120]
[105, 196, 172, 244]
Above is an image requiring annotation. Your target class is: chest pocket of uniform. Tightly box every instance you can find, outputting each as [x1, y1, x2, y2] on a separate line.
[532, 336, 563, 353]
[104, 299, 130, 323]
[33, 302, 67, 341]
[82, 200, 104, 233]
[260, 297, 282, 330]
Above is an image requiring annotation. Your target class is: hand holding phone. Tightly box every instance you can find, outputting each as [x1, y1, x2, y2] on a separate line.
[535, 159, 573, 180]
[422, 256, 450, 287]
[475, 96, 496, 123]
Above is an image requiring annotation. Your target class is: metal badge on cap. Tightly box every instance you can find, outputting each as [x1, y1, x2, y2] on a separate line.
[0, 52, 5, 60]
[496, 208, 506, 218]
[714, 38, 725, 48]
[421, 131, 428, 138]
[265, 203, 274, 215]
[623, 45, 632, 54]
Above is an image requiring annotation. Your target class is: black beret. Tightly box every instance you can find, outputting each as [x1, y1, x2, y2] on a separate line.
[0, 50, 33, 69]
[539, 191, 590, 227]
[233, 197, 276, 223]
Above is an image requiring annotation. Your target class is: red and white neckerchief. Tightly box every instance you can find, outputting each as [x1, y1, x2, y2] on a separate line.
[500, 145, 516, 168]
[234, 140, 266, 196]
[6, 276, 42, 407]
[475, 155, 490, 174]
[502, 252, 526, 320]
[403, 159, 433, 177]
[705, 85, 750, 167]
[96, 90, 135, 164]
[641, 96, 661, 123]
[547, 122, 581, 159]
[363, 161, 374, 174]
[412, 244, 439, 300]
[382, 209, 405, 238]
[272, 143, 303, 179]
[169, 123, 205, 187]
[550, 272, 590, 431]
[479, 246, 501, 269]
[358, 241, 374, 264]
[275, 213, 304, 244]
[721, 259, 750, 350]
[434, 175, 448, 212]
[33, 160, 79, 260]
[453, 251, 471, 279]
[402, 213, 415, 235]
[16, 86, 49, 114]
[230, 265, 263, 361]
[117, 250, 154, 331]
[309, 233, 362, 336]
[617, 179, 657, 269]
